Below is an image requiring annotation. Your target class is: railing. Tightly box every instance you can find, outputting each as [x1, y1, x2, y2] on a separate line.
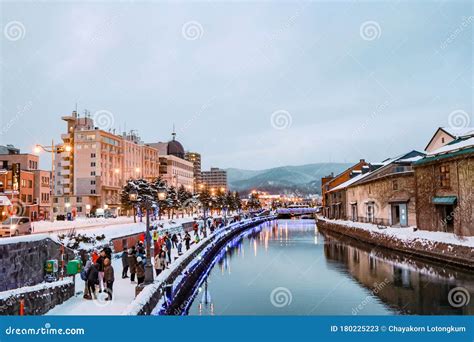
[353, 216, 391, 226]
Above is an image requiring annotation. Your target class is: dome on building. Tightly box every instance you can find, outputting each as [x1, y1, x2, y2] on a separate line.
[167, 130, 185, 159]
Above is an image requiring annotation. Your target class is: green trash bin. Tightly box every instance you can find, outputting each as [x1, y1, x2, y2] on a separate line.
[66, 260, 82, 275]
[45, 260, 58, 273]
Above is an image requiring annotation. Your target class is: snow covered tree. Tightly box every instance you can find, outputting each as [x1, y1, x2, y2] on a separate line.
[166, 186, 178, 219]
[247, 192, 261, 211]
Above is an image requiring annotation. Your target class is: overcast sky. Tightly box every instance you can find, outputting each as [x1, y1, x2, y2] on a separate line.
[1, 0, 472, 171]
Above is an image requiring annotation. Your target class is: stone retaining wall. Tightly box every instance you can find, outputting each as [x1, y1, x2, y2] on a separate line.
[0, 237, 75, 292]
[317, 219, 473, 269]
[0, 279, 74, 315]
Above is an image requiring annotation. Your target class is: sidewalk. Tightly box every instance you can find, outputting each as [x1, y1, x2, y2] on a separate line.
[47, 223, 214, 315]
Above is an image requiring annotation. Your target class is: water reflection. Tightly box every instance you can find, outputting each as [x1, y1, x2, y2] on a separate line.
[186, 220, 474, 315]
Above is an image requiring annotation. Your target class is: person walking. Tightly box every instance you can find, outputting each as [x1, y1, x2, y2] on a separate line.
[184, 232, 191, 251]
[96, 250, 106, 292]
[103, 258, 114, 301]
[86, 263, 99, 300]
[136, 256, 145, 285]
[121, 249, 129, 279]
[177, 238, 183, 255]
[154, 250, 167, 276]
[171, 233, 178, 248]
[82, 260, 92, 299]
[128, 247, 137, 283]
[165, 233, 172, 263]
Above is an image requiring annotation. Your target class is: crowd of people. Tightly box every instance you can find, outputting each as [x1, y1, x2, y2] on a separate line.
[79, 217, 238, 303]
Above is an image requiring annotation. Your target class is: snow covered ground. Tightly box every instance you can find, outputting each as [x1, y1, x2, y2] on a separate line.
[48, 224, 215, 316]
[318, 217, 474, 248]
[32, 216, 136, 233]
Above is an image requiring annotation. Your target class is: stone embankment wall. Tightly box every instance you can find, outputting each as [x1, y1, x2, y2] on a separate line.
[0, 236, 76, 315]
[317, 219, 473, 269]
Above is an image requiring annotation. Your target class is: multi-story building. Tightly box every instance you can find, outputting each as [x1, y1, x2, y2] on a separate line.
[201, 167, 228, 192]
[53, 111, 161, 217]
[321, 160, 369, 218]
[415, 129, 474, 236]
[148, 133, 194, 192]
[185, 151, 201, 192]
[344, 151, 425, 227]
[0, 145, 51, 220]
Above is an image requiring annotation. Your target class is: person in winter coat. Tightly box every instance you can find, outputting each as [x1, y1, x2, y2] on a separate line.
[96, 250, 106, 292]
[103, 258, 114, 301]
[136, 256, 145, 285]
[177, 237, 183, 256]
[121, 250, 129, 279]
[184, 232, 191, 251]
[165, 233, 172, 262]
[171, 233, 178, 248]
[91, 250, 99, 263]
[154, 250, 167, 276]
[86, 263, 99, 299]
[128, 248, 137, 283]
[83, 260, 92, 299]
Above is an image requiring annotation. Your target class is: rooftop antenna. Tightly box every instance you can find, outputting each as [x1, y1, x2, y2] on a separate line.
[172, 123, 176, 140]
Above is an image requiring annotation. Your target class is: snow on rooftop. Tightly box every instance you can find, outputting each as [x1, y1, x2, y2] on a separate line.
[443, 126, 474, 138]
[427, 136, 474, 156]
[0, 233, 56, 245]
[329, 171, 373, 192]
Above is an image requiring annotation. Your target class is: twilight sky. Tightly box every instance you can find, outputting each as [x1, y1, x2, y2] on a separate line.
[1, 0, 472, 170]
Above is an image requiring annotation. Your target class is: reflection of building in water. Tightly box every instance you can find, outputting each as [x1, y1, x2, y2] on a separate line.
[322, 231, 474, 315]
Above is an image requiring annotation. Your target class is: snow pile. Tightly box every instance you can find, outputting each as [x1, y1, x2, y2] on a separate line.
[0, 278, 73, 300]
[0, 233, 57, 245]
[319, 217, 474, 248]
[32, 216, 135, 233]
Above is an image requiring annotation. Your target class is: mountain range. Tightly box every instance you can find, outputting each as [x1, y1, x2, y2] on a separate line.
[226, 163, 352, 195]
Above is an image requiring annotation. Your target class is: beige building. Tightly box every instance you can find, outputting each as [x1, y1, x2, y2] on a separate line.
[425, 127, 474, 153]
[340, 151, 425, 227]
[148, 133, 194, 192]
[185, 151, 201, 192]
[53, 111, 160, 217]
[201, 167, 228, 192]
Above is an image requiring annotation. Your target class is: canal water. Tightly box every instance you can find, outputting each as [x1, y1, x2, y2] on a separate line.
[186, 219, 474, 315]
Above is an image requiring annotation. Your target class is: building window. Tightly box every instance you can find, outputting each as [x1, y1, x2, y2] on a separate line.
[91, 189, 96, 194]
[439, 165, 450, 188]
[91, 153, 96, 158]
[91, 162, 96, 167]
[441, 137, 445, 144]
[77, 197, 82, 203]
[91, 171, 96, 176]
[392, 180, 398, 190]
[91, 180, 96, 185]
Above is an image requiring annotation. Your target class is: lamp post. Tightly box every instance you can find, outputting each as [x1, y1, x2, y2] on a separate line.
[35, 142, 72, 222]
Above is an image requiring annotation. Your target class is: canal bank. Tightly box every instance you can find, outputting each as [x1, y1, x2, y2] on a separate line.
[316, 218, 474, 269]
[180, 219, 473, 315]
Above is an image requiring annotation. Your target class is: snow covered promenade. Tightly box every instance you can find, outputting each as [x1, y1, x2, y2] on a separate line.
[47, 221, 214, 316]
